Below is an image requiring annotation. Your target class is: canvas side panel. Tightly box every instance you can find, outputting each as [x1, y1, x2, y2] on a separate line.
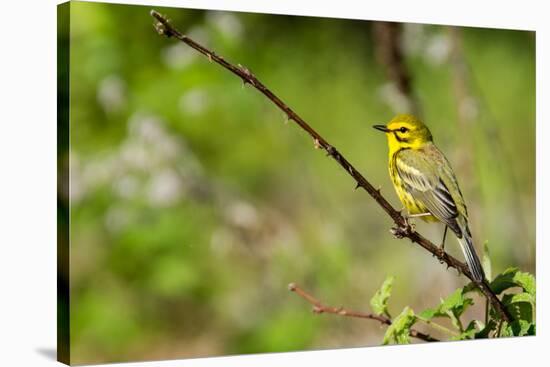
[57, 2, 70, 365]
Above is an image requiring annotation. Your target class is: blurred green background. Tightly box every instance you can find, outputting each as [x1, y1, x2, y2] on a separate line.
[60, 1, 535, 364]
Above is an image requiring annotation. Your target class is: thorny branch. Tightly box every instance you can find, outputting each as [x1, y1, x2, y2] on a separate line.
[288, 283, 439, 342]
[150, 10, 511, 323]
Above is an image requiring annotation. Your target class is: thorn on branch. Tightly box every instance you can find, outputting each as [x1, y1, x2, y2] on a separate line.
[313, 138, 321, 149]
[237, 64, 256, 86]
[283, 113, 290, 124]
[434, 248, 446, 265]
[325, 145, 336, 157]
[154, 22, 172, 37]
[432, 252, 446, 265]
[355, 182, 361, 190]
[241, 76, 253, 89]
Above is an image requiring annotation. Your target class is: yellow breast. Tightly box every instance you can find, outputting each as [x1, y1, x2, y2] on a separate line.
[389, 152, 438, 222]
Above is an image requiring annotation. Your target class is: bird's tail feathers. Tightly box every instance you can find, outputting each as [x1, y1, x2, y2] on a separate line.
[457, 226, 485, 283]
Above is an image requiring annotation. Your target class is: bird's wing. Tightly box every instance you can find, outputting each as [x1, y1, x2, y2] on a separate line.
[395, 147, 462, 234]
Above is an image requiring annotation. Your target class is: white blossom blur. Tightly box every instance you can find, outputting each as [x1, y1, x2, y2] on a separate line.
[205, 11, 243, 42]
[71, 112, 207, 230]
[97, 75, 126, 114]
[402, 23, 451, 66]
[179, 89, 209, 116]
[425, 33, 451, 66]
[377, 82, 412, 113]
[162, 43, 197, 70]
[147, 168, 183, 207]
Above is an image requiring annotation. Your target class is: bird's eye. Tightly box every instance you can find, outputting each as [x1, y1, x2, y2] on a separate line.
[399, 127, 408, 133]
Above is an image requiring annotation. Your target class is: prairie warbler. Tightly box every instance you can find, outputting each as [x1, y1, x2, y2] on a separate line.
[373, 114, 485, 282]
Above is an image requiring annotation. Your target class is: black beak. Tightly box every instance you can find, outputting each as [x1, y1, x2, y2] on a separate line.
[373, 125, 389, 133]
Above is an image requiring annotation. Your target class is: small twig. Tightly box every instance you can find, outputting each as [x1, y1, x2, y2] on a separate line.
[149, 10, 511, 323]
[288, 283, 438, 342]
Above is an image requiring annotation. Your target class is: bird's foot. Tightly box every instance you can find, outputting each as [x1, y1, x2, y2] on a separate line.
[391, 216, 414, 239]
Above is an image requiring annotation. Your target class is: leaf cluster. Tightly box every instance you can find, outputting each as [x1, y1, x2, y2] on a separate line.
[370, 244, 535, 344]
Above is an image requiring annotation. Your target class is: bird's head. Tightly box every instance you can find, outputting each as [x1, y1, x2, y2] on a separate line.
[373, 114, 433, 150]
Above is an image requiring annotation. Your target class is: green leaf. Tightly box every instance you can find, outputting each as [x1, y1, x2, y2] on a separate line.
[514, 271, 536, 297]
[482, 241, 492, 281]
[370, 276, 394, 317]
[484, 291, 536, 338]
[502, 293, 534, 323]
[451, 320, 478, 340]
[418, 307, 437, 320]
[462, 281, 481, 295]
[490, 267, 518, 294]
[499, 322, 512, 337]
[439, 288, 473, 318]
[382, 307, 416, 345]
[502, 320, 535, 337]
[508, 292, 535, 305]
[490, 268, 536, 296]
[417, 288, 473, 332]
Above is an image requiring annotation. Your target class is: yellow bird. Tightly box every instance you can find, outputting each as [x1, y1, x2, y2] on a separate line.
[373, 114, 485, 282]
